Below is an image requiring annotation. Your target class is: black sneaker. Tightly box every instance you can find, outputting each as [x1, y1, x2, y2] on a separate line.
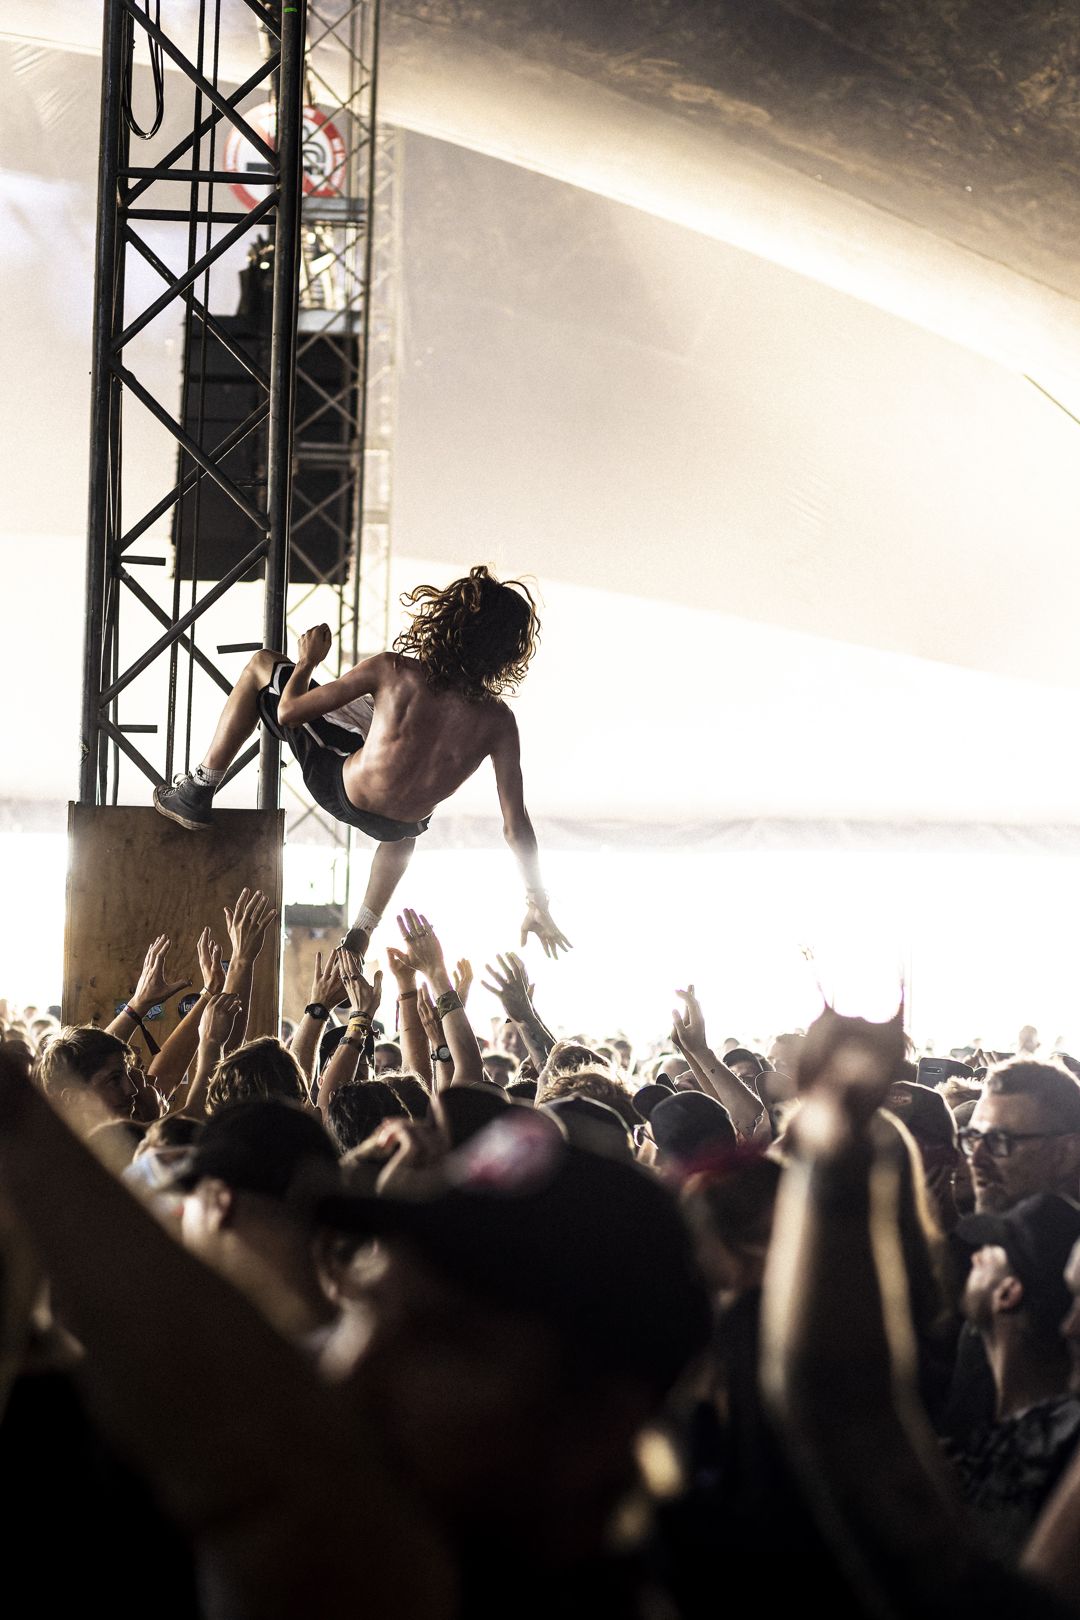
[153, 773, 214, 831]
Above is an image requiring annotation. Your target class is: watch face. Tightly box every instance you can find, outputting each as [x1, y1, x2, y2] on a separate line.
[435, 1045, 452, 1062]
[305, 1003, 329, 1020]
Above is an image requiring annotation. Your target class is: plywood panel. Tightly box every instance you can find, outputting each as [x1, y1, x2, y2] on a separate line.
[63, 805, 284, 1046]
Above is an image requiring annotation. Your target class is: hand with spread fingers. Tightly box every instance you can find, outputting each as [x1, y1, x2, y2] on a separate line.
[197, 927, 225, 995]
[396, 910, 447, 985]
[481, 952, 536, 1025]
[520, 898, 571, 960]
[339, 950, 382, 1020]
[199, 991, 243, 1049]
[453, 959, 473, 1007]
[224, 888, 278, 965]
[308, 947, 346, 1012]
[416, 985, 443, 1050]
[385, 945, 418, 994]
[130, 935, 191, 1017]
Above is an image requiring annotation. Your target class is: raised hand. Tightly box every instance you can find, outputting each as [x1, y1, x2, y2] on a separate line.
[197, 926, 225, 995]
[520, 898, 571, 960]
[481, 952, 536, 1024]
[339, 949, 382, 1019]
[298, 623, 332, 665]
[130, 935, 190, 1016]
[308, 947, 346, 1011]
[224, 887, 277, 964]
[416, 985, 443, 1050]
[396, 909, 447, 984]
[385, 944, 418, 993]
[199, 991, 242, 1049]
[453, 958, 474, 1007]
[672, 984, 707, 1056]
[796, 1002, 908, 1137]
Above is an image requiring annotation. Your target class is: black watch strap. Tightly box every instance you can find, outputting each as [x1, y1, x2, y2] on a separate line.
[431, 1044, 452, 1064]
[305, 1001, 330, 1022]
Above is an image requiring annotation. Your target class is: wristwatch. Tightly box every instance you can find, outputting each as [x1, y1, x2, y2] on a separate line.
[304, 1002, 330, 1022]
[430, 1044, 452, 1064]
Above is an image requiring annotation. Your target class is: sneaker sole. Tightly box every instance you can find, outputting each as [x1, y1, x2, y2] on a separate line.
[153, 789, 211, 832]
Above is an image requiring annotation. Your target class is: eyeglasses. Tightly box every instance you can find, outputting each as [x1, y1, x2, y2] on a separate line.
[957, 1127, 1077, 1161]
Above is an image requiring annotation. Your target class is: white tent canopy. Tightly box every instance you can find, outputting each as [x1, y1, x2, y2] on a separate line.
[3, 6, 1080, 839]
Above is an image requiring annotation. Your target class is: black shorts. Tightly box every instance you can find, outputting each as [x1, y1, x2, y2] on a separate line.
[256, 661, 430, 843]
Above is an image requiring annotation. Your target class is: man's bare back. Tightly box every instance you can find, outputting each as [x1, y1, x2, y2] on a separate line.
[339, 652, 508, 823]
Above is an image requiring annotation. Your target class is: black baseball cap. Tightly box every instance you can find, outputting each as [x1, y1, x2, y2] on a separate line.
[650, 1092, 737, 1168]
[318, 1111, 712, 1393]
[957, 1194, 1080, 1330]
[633, 1082, 677, 1120]
[885, 1081, 958, 1150]
[169, 1098, 340, 1203]
[723, 1047, 764, 1073]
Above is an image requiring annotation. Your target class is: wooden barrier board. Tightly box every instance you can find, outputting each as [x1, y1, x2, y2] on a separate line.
[63, 805, 285, 1045]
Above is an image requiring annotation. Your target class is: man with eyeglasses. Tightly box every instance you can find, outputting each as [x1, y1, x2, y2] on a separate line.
[945, 1059, 1080, 1442]
[962, 1060, 1080, 1216]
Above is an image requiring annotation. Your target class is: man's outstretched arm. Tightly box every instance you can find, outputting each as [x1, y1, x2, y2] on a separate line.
[490, 710, 571, 959]
[277, 630, 387, 728]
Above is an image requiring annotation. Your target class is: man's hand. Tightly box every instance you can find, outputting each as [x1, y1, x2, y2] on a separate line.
[339, 950, 382, 1019]
[308, 948, 346, 1012]
[396, 910, 447, 984]
[199, 991, 242, 1049]
[672, 984, 708, 1057]
[520, 899, 571, 960]
[385, 945, 417, 993]
[795, 1003, 908, 1145]
[481, 952, 535, 1024]
[223, 888, 277, 965]
[297, 623, 332, 666]
[416, 985, 443, 1050]
[130, 935, 191, 1017]
[197, 927, 225, 995]
[453, 959, 473, 1007]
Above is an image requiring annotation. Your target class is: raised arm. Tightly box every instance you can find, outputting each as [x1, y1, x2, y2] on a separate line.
[489, 709, 571, 960]
[399, 911, 485, 1089]
[276, 628, 387, 729]
[316, 952, 381, 1121]
[386, 945, 433, 1089]
[183, 992, 243, 1117]
[760, 1007, 989, 1616]
[152, 927, 225, 1101]
[106, 934, 191, 1053]
[291, 948, 346, 1092]
[222, 888, 277, 1047]
[481, 952, 554, 1067]
[672, 986, 764, 1138]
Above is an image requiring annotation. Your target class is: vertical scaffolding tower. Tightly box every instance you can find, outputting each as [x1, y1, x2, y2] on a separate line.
[79, 1, 397, 904]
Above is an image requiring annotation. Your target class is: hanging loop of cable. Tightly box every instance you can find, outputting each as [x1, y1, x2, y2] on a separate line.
[121, 0, 166, 141]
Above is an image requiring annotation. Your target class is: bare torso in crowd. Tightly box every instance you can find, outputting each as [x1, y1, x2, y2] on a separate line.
[341, 653, 507, 821]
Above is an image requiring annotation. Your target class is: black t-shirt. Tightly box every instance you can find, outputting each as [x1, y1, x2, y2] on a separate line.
[946, 1394, 1080, 1563]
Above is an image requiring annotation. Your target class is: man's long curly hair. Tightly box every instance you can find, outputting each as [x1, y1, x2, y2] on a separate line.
[393, 566, 540, 701]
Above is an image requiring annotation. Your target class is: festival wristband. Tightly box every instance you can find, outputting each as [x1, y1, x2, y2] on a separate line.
[434, 989, 462, 1019]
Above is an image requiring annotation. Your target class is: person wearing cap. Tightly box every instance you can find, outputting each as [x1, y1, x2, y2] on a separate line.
[173, 1098, 343, 1348]
[945, 1060, 1080, 1440]
[946, 1195, 1080, 1559]
[649, 1092, 737, 1177]
[885, 1080, 961, 1230]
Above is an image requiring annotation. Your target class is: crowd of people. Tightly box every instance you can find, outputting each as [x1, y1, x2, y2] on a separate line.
[5, 898, 1080, 1619]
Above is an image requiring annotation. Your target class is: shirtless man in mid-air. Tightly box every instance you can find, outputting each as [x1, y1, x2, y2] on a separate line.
[154, 566, 570, 960]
